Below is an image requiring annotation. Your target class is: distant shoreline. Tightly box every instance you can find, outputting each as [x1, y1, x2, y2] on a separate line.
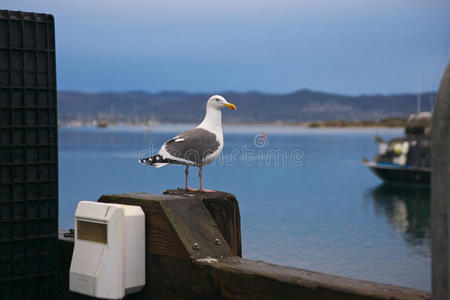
[58, 90, 435, 126]
[61, 118, 407, 129]
[289, 118, 408, 128]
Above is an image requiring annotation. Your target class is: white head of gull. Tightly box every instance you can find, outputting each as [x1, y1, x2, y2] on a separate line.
[139, 95, 236, 192]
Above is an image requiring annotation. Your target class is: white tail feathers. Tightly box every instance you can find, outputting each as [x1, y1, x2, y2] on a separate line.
[153, 163, 168, 168]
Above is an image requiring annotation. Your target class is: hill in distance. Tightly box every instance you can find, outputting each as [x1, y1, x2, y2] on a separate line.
[58, 89, 436, 124]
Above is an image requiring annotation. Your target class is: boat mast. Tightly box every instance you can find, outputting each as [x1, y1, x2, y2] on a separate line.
[417, 71, 422, 114]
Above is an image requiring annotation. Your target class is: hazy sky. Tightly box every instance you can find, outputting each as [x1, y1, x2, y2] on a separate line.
[3, 0, 450, 95]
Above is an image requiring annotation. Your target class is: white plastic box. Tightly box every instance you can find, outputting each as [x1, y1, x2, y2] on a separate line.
[69, 201, 145, 299]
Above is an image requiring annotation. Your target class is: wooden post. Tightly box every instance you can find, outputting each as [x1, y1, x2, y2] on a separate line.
[431, 62, 450, 300]
[58, 191, 430, 299]
[164, 189, 242, 257]
[58, 191, 241, 299]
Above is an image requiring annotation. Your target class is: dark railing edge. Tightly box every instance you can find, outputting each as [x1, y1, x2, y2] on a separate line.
[194, 256, 430, 300]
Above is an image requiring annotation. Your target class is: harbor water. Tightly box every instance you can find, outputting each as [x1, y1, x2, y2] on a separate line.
[59, 125, 430, 291]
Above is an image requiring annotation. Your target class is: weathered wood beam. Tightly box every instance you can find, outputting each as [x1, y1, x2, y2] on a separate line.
[59, 191, 240, 299]
[196, 257, 430, 300]
[59, 192, 430, 299]
[164, 189, 242, 257]
[98, 192, 236, 259]
[431, 62, 450, 300]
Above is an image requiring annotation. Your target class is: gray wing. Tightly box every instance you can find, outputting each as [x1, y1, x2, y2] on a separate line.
[162, 128, 220, 164]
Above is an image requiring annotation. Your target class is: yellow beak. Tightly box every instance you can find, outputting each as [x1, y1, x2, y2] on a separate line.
[224, 103, 237, 110]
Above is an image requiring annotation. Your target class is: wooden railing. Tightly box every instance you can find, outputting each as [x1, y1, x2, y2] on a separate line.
[58, 190, 430, 299]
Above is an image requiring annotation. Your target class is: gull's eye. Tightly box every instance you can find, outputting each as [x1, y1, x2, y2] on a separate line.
[215, 98, 219, 102]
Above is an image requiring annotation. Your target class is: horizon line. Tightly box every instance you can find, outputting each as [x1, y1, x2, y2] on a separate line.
[58, 88, 438, 98]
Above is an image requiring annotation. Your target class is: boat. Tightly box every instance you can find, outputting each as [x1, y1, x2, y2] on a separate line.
[363, 112, 431, 185]
[96, 120, 108, 128]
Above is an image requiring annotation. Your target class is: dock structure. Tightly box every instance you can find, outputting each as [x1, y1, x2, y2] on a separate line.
[0, 8, 448, 300]
[59, 190, 430, 300]
[431, 62, 450, 300]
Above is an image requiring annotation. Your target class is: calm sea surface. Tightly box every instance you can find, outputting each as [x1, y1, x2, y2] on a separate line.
[59, 125, 430, 291]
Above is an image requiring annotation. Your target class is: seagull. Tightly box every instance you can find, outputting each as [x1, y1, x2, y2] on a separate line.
[139, 95, 236, 192]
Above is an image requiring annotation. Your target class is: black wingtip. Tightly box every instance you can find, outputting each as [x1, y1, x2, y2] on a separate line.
[139, 154, 172, 166]
[139, 157, 152, 164]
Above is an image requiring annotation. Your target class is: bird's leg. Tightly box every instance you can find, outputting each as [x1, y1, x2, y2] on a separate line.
[185, 166, 189, 189]
[199, 166, 215, 193]
[184, 165, 199, 191]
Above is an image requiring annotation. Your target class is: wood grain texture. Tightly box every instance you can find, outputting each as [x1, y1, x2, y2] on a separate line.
[164, 189, 242, 257]
[159, 196, 232, 259]
[196, 257, 430, 300]
[58, 193, 430, 300]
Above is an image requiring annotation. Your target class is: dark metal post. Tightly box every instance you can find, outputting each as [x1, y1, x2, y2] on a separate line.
[431, 62, 450, 300]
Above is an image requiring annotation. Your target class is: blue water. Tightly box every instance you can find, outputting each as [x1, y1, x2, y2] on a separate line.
[59, 125, 430, 291]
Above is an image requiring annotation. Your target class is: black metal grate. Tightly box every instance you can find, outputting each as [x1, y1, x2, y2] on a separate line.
[0, 10, 58, 300]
